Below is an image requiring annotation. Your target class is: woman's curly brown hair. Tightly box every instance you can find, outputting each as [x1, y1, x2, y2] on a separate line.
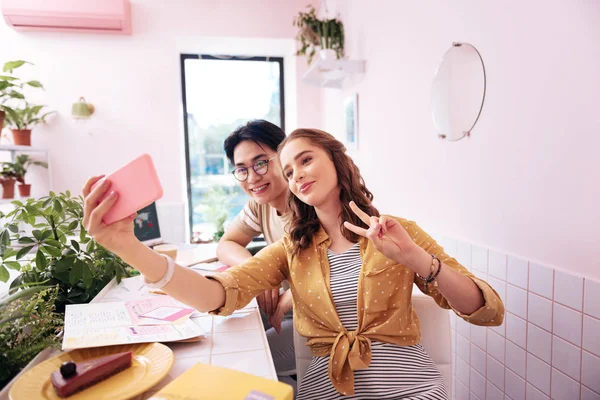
[278, 128, 380, 255]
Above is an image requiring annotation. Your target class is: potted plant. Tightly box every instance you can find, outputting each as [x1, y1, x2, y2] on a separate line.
[0, 164, 18, 199]
[293, 5, 345, 65]
[5, 154, 49, 197]
[0, 191, 135, 311]
[3, 103, 54, 147]
[0, 285, 63, 388]
[1, 61, 43, 131]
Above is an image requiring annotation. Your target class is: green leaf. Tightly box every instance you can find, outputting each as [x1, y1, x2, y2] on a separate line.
[82, 264, 92, 288]
[0, 75, 18, 81]
[16, 245, 34, 259]
[0, 265, 9, 282]
[69, 262, 82, 285]
[41, 245, 61, 258]
[7, 224, 19, 233]
[32, 230, 43, 241]
[54, 257, 72, 273]
[45, 239, 61, 248]
[0, 230, 9, 247]
[25, 80, 43, 89]
[53, 199, 63, 215]
[71, 240, 80, 252]
[3, 60, 28, 73]
[2, 248, 17, 259]
[17, 236, 35, 244]
[40, 230, 52, 241]
[85, 240, 95, 253]
[67, 220, 79, 231]
[4, 261, 21, 270]
[35, 249, 47, 271]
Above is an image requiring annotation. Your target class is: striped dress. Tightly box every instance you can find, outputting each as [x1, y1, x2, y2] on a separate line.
[296, 244, 449, 400]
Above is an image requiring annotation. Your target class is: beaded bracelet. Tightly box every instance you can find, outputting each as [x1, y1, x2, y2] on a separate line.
[416, 255, 442, 291]
[143, 253, 175, 289]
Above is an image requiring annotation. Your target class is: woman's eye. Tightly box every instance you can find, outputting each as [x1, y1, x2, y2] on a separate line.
[302, 157, 312, 165]
[285, 170, 293, 178]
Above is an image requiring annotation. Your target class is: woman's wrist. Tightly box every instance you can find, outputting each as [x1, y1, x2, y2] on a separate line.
[406, 246, 432, 277]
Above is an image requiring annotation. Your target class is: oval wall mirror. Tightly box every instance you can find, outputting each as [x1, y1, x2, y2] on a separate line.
[431, 42, 486, 141]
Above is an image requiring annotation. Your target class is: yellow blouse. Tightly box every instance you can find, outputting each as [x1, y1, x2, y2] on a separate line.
[208, 217, 504, 396]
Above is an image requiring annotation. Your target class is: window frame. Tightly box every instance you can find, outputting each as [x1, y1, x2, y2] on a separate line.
[179, 54, 286, 239]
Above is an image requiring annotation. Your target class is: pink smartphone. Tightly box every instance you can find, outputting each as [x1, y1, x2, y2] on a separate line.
[92, 154, 163, 225]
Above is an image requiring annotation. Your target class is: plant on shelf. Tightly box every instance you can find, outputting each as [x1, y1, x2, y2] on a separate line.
[0, 164, 18, 199]
[0, 60, 51, 146]
[293, 5, 345, 65]
[0, 285, 63, 388]
[1, 154, 49, 198]
[0, 191, 136, 312]
[3, 103, 54, 146]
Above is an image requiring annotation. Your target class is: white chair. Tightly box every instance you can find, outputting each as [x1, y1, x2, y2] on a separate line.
[293, 286, 453, 393]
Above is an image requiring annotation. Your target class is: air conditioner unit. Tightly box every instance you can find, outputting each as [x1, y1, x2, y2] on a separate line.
[1, 0, 131, 35]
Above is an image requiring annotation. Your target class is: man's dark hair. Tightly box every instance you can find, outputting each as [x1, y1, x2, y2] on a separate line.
[224, 120, 286, 164]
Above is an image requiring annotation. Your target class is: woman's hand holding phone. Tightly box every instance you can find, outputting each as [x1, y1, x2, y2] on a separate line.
[82, 175, 138, 255]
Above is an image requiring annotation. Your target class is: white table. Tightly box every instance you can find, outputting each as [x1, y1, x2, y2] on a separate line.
[90, 264, 278, 399]
[0, 263, 278, 400]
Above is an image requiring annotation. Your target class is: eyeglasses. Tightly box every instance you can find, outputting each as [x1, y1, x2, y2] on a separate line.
[231, 155, 278, 182]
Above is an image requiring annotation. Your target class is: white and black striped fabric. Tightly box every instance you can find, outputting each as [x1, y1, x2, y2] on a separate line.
[296, 244, 449, 400]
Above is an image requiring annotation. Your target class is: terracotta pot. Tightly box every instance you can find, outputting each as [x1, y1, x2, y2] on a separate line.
[1, 179, 16, 199]
[18, 184, 31, 197]
[12, 129, 32, 146]
[0, 110, 5, 130]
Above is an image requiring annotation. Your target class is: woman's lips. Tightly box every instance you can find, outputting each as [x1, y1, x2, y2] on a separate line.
[299, 182, 314, 193]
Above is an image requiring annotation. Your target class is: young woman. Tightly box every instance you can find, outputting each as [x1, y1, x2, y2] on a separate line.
[82, 128, 503, 399]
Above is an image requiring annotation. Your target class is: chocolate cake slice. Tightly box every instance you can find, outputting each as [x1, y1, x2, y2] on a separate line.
[50, 351, 133, 397]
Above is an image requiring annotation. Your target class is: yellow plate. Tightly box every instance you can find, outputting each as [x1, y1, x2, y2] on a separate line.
[9, 342, 174, 400]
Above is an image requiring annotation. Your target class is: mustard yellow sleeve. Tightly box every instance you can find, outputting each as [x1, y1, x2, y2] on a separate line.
[401, 219, 505, 327]
[207, 239, 289, 316]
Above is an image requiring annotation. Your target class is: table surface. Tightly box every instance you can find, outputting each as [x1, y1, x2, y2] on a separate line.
[90, 263, 278, 399]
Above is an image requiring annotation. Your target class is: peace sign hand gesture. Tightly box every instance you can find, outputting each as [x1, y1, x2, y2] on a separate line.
[343, 201, 422, 270]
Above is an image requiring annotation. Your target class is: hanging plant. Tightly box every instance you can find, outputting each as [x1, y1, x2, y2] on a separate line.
[293, 5, 345, 65]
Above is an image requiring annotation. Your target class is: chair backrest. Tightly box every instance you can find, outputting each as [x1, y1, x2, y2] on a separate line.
[293, 288, 453, 393]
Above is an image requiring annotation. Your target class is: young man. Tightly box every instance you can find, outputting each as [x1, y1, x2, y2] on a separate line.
[217, 120, 296, 391]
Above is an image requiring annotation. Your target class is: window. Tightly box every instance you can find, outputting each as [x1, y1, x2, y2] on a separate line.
[180, 54, 285, 240]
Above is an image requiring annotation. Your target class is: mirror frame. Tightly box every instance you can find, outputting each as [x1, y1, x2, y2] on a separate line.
[433, 42, 487, 141]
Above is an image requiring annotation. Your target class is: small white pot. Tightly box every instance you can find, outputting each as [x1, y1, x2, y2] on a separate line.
[319, 49, 337, 61]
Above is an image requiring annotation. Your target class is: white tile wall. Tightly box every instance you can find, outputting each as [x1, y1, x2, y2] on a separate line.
[551, 368, 581, 400]
[448, 241, 600, 399]
[506, 284, 528, 319]
[471, 246, 489, 275]
[552, 335, 581, 381]
[529, 263, 554, 300]
[504, 368, 525, 400]
[584, 278, 600, 319]
[527, 293, 552, 331]
[506, 256, 528, 290]
[554, 269, 584, 311]
[527, 323, 552, 364]
[553, 303, 582, 346]
[583, 315, 600, 357]
[488, 250, 507, 281]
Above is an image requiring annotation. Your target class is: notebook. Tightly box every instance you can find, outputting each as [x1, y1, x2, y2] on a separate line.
[148, 363, 293, 400]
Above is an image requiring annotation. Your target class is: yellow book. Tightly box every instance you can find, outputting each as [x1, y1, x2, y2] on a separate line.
[149, 363, 294, 400]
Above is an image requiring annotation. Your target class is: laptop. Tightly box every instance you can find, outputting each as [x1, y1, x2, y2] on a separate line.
[134, 202, 218, 266]
[133, 202, 166, 247]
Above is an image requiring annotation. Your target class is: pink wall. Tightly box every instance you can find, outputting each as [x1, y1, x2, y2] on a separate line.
[0, 0, 320, 206]
[320, 1, 600, 280]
